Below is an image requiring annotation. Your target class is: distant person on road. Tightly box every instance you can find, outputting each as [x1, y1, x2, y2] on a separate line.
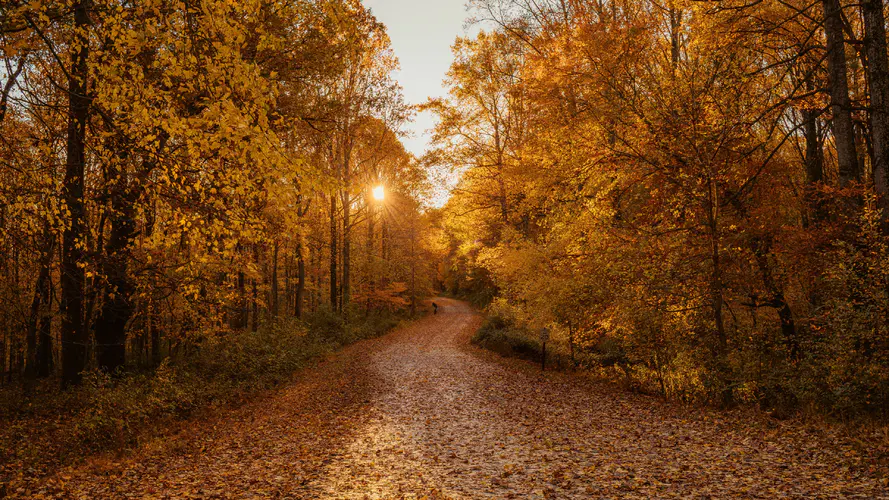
[433, 302, 439, 315]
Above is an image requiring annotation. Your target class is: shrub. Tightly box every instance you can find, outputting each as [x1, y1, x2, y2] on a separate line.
[472, 316, 562, 366]
[0, 307, 409, 475]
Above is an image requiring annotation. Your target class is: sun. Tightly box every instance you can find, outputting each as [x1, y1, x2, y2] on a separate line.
[372, 185, 385, 201]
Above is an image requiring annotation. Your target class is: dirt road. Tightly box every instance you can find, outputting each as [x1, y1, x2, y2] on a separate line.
[40, 298, 888, 498]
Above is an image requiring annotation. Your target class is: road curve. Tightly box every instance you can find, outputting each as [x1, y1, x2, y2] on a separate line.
[46, 298, 887, 498]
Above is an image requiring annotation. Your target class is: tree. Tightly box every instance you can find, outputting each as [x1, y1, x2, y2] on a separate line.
[0, 0, 426, 386]
[433, 0, 889, 413]
[59, 0, 91, 386]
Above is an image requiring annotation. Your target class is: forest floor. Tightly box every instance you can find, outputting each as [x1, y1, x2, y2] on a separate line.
[7, 298, 889, 499]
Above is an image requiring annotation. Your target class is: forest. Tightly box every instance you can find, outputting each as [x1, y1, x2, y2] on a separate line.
[1, 0, 889, 496]
[0, 0, 436, 385]
[0, 0, 442, 476]
[433, 0, 889, 418]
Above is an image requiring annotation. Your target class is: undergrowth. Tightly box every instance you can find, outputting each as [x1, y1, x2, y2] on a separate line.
[472, 315, 576, 370]
[0, 308, 406, 480]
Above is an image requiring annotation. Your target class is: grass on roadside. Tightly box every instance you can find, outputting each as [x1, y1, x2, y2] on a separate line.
[0, 308, 406, 481]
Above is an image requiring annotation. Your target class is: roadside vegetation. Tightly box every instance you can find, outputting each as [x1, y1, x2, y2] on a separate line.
[433, 0, 889, 424]
[0, 308, 410, 484]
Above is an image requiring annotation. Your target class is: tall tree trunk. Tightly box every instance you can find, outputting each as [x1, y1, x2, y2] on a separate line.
[497, 175, 509, 225]
[380, 210, 388, 290]
[0, 230, 14, 383]
[822, 0, 861, 186]
[707, 178, 731, 406]
[669, 7, 682, 70]
[568, 323, 576, 368]
[804, 75, 825, 224]
[409, 215, 417, 316]
[271, 242, 279, 318]
[342, 188, 351, 313]
[61, 0, 91, 387]
[367, 200, 375, 310]
[93, 178, 138, 373]
[251, 278, 258, 332]
[1, 230, 8, 382]
[292, 194, 310, 319]
[37, 265, 53, 378]
[493, 125, 510, 226]
[329, 193, 338, 310]
[150, 302, 161, 366]
[296, 237, 306, 319]
[284, 254, 292, 316]
[805, 79, 825, 185]
[863, 0, 889, 211]
[341, 137, 353, 314]
[312, 239, 320, 313]
[25, 236, 54, 380]
[2, 319, 8, 384]
[142, 201, 162, 367]
[233, 271, 247, 329]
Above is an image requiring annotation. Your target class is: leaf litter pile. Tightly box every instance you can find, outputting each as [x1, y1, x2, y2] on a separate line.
[10, 298, 889, 498]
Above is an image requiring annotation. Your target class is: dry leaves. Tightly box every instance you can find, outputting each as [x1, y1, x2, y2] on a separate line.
[6, 299, 887, 498]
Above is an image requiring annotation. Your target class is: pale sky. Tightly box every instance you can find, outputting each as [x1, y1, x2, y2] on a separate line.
[362, 0, 473, 159]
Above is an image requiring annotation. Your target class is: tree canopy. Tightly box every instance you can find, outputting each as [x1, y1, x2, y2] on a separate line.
[431, 0, 889, 416]
[0, 0, 435, 386]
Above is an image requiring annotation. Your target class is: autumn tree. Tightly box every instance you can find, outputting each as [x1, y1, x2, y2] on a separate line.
[0, 0, 430, 388]
[433, 0, 889, 414]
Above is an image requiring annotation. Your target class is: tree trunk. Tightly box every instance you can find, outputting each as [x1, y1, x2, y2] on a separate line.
[822, 0, 861, 186]
[143, 202, 162, 367]
[37, 270, 53, 378]
[669, 7, 682, 70]
[341, 137, 353, 314]
[2, 318, 8, 384]
[367, 200, 375, 310]
[707, 178, 732, 406]
[251, 279, 258, 332]
[863, 0, 889, 210]
[284, 254, 292, 316]
[93, 179, 138, 373]
[150, 302, 161, 366]
[1, 233, 9, 381]
[233, 271, 247, 329]
[497, 175, 509, 225]
[752, 237, 799, 360]
[25, 237, 54, 380]
[329, 193, 338, 310]
[380, 212, 388, 289]
[409, 216, 417, 316]
[296, 237, 306, 319]
[568, 323, 576, 368]
[0, 57, 25, 124]
[36, 236, 54, 379]
[342, 188, 351, 313]
[61, 0, 91, 387]
[803, 72, 826, 224]
[311, 239, 320, 313]
[804, 107, 826, 221]
[271, 242, 279, 318]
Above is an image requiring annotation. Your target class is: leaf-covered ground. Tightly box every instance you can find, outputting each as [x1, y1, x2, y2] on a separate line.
[8, 298, 888, 498]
